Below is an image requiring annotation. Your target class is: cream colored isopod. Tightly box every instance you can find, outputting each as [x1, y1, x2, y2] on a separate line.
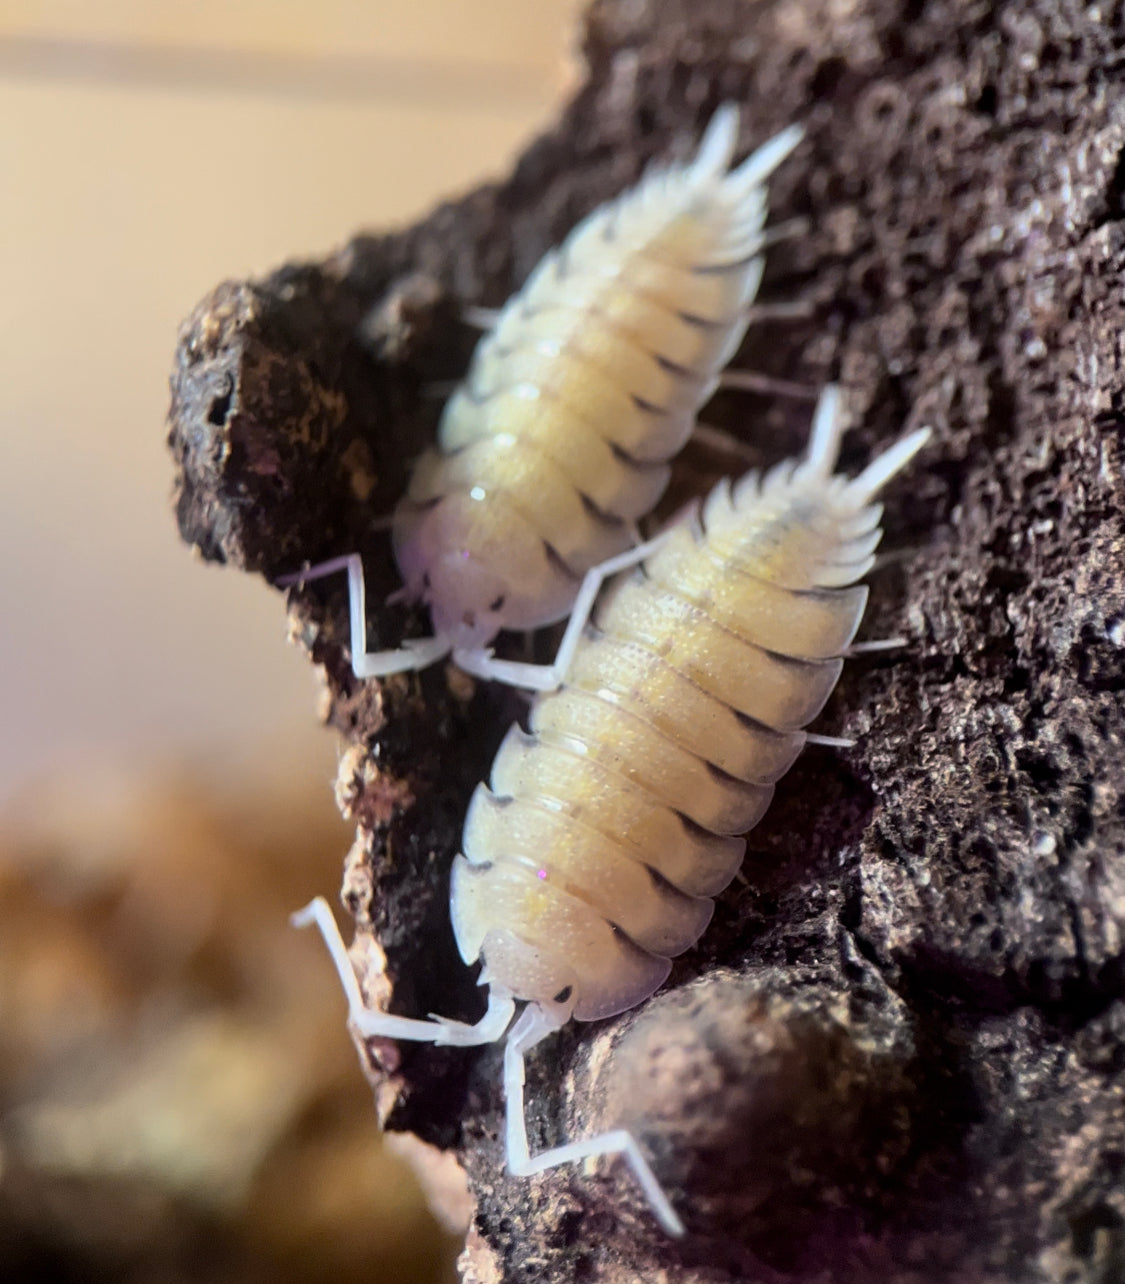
[282, 104, 804, 690]
[295, 386, 930, 1235]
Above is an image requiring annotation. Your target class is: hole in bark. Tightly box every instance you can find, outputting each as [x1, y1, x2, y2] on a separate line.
[1066, 796, 1094, 848]
[1076, 622, 1125, 693]
[1070, 1203, 1122, 1259]
[208, 381, 234, 426]
[968, 836, 996, 863]
[1097, 955, 1125, 1008]
[1003, 665, 1032, 696]
[975, 84, 998, 116]
[986, 563, 1028, 594]
[1099, 148, 1125, 225]
[810, 56, 847, 99]
[1016, 748, 1061, 791]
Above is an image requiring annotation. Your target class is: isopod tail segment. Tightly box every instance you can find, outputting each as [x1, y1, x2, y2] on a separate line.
[291, 895, 686, 1237]
[279, 104, 805, 693]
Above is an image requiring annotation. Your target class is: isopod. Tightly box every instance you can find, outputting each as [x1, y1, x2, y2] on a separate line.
[295, 386, 931, 1235]
[281, 104, 804, 690]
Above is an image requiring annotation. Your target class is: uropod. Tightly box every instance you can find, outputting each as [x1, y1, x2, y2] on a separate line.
[282, 104, 804, 690]
[296, 386, 931, 1235]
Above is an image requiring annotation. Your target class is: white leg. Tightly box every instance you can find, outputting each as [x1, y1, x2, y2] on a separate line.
[452, 531, 674, 692]
[805, 732, 856, 749]
[691, 420, 757, 463]
[799, 638, 909, 754]
[743, 299, 815, 324]
[277, 554, 452, 679]
[292, 897, 515, 1047]
[755, 214, 809, 250]
[503, 1005, 685, 1237]
[718, 369, 819, 399]
[844, 636, 907, 655]
[463, 305, 503, 330]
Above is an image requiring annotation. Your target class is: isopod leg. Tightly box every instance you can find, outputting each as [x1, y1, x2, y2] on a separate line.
[462, 304, 503, 330]
[278, 553, 452, 678]
[503, 1004, 685, 1237]
[718, 369, 818, 399]
[743, 299, 815, 324]
[844, 636, 906, 655]
[691, 420, 757, 463]
[453, 531, 674, 692]
[754, 213, 809, 250]
[805, 731, 857, 749]
[292, 897, 515, 1047]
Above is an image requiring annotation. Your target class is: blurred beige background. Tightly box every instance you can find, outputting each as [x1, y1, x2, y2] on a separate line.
[0, 6, 575, 1279]
[0, 0, 575, 803]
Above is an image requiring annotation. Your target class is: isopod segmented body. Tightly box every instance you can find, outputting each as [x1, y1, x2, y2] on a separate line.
[284, 105, 804, 688]
[295, 387, 930, 1235]
[449, 388, 930, 1020]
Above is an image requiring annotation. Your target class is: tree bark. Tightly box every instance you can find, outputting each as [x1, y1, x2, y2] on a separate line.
[168, 1, 1125, 1279]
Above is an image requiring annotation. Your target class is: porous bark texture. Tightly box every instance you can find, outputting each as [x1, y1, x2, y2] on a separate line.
[168, 1, 1125, 1279]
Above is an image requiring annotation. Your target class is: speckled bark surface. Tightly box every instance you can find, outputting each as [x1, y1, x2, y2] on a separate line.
[168, 1, 1125, 1279]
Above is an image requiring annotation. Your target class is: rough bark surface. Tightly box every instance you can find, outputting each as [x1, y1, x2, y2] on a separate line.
[168, 1, 1125, 1280]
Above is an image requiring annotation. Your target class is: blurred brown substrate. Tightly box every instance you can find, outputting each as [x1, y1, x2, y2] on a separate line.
[0, 764, 458, 1283]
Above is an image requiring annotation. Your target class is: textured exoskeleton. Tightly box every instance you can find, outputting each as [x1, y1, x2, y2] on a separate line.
[296, 386, 930, 1234]
[283, 104, 804, 689]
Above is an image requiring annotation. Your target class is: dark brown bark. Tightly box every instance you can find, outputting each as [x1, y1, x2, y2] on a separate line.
[168, 1, 1125, 1279]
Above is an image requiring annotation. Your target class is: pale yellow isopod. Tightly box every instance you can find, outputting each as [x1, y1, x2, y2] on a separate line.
[282, 104, 804, 690]
[295, 386, 931, 1235]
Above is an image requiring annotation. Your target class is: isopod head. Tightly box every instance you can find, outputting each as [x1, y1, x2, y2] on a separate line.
[419, 548, 510, 649]
[393, 498, 518, 649]
[394, 486, 579, 647]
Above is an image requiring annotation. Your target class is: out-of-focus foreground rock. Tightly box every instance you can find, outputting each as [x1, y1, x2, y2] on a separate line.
[0, 762, 458, 1283]
[167, 0, 1125, 1280]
